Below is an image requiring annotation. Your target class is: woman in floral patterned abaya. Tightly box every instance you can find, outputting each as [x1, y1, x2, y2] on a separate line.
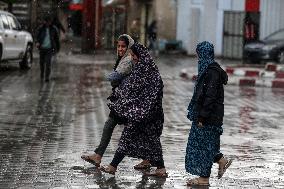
[100, 42, 167, 177]
[185, 41, 232, 186]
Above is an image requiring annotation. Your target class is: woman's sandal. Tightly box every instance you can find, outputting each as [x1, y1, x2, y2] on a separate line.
[218, 159, 233, 179]
[186, 178, 210, 186]
[143, 169, 168, 178]
[99, 165, 116, 175]
[133, 161, 151, 170]
[81, 154, 101, 167]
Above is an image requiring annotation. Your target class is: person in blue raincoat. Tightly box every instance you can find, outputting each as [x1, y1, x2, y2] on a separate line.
[185, 41, 232, 187]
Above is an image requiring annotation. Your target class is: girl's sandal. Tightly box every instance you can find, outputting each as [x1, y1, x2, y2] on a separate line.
[218, 159, 233, 179]
[81, 154, 101, 167]
[134, 161, 151, 170]
[99, 165, 116, 175]
[186, 178, 210, 186]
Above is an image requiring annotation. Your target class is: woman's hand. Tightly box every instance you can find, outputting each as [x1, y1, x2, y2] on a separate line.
[197, 117, 204, 128]
[198, 122, 203, 128]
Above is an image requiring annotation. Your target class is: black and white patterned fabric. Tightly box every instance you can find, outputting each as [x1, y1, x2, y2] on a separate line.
[108, 42, 164, 162]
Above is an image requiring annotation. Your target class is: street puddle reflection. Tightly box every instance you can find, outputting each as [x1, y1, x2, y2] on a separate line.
[238, 87, 256, 133]
[235, 142, 265, 161]
[94, 177, 122, 189]
[187, 186, 209, 189]
[77, 65, 104, 89]
[71, 165, 168, 188]
[271, 88, 284, 97]
[136, 176, 167, 189]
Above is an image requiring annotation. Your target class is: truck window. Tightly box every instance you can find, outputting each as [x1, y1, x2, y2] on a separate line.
[13, 17, 21, 30]
[1, 14, 10, 29]
[0, 15, 3, 29]
[7, 15, 17, 30]
[0, 16, 3, 30]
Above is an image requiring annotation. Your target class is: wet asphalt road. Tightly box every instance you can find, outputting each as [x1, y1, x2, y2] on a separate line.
[0, 54, 284, 189]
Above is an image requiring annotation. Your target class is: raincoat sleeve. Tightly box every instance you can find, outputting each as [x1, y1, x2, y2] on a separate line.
[198, 69, 220, 120]
[107, 71, 124, 82]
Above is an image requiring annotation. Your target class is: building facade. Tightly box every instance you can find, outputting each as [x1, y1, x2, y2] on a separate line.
[1, 0, 60, 35]
[101, 0, 177, 49]
[177, 0, 284, 58]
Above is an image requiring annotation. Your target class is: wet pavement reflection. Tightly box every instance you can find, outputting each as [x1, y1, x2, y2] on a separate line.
[0, 56, 284, 188]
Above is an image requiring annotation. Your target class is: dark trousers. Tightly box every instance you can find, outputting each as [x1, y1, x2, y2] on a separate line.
[94, 117, 117, 156]
[39, 49, 53, 81]
[110, 151, 165, 169]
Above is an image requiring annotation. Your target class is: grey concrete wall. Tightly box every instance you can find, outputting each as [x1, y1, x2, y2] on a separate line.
[127, 0, 177, 45]
[155, 0, 177, 40]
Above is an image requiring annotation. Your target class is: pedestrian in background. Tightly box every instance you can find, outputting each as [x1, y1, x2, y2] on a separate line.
[81, 34, 149, 169]
[147, 20, 157, 54]
[185, 41, 232, 186]
[36, 16, 60, 82]
[100, 42, 167, 177]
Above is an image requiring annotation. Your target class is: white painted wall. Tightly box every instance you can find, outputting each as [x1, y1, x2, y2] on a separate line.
[176, 0, 245, 56]
[203, 0, 218, 46]
[231, 0, 245, 11]
[176, 0, 193, 54]
[177, 0, 284, 56]
[176, 0, 205, 54]
[260, 0, 284, 39]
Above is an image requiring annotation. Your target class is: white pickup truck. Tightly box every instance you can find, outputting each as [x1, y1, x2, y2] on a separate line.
[0, 10, 33, 69]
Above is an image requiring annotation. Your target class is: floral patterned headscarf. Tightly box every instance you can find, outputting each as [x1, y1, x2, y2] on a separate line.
[187, 41, 215, 122]
[196, 41, 215, 77]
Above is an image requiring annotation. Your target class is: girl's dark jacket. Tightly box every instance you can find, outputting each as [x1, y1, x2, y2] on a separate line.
[195, 62, 228, 125]
[36, 25, 60, 52]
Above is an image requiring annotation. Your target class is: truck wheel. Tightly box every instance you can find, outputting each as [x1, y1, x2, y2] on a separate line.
[19, 45, 33, 70]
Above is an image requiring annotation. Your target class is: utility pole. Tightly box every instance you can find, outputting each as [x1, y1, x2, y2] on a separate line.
[82, 0, 102, 53]
[3, 0, 16, 13]
[31, 0, 38, 35]
[95, 0, 102, 49]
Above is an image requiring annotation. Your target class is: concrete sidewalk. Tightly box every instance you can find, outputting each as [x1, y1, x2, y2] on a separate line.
[180, 62, 284, 88]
